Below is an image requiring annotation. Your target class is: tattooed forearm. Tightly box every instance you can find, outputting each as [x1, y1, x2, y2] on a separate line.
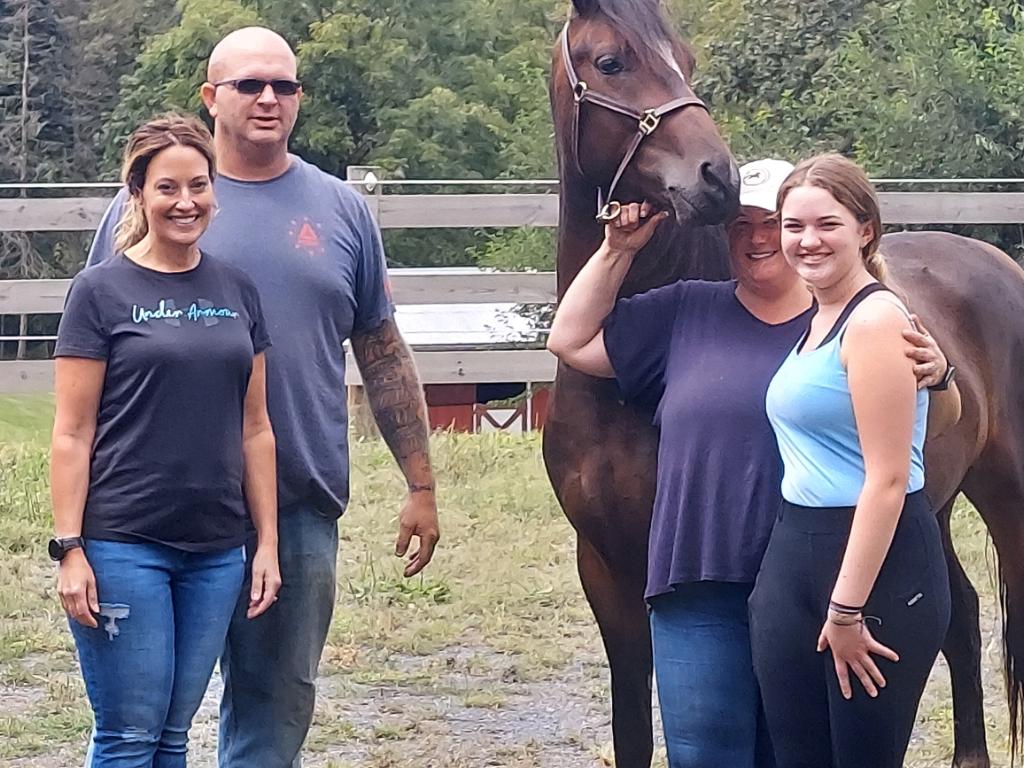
[351, 319, 433, 485]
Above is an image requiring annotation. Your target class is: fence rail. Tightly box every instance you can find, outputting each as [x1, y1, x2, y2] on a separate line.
[3, 187, 1024, 393]
[0, 269, 559, 392]
[0, 349, 559, 394]
[0, 271, 558, 316]
[7, 191, 1024, 232]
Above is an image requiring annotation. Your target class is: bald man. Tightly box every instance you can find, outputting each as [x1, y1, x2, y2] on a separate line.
[87, 26, 441, 767]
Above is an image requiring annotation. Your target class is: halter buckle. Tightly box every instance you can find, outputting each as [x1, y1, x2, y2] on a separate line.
[638, 109, 661, 136]
[596, 200, 622, 223]
[573, 81, 588, 102]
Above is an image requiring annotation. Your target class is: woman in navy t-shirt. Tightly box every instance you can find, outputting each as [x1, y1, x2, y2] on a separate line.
[50, 114, 280, 767]
[546, 160, 958, 768]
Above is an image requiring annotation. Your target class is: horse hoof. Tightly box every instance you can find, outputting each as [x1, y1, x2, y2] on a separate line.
[951, 755, 991, 768]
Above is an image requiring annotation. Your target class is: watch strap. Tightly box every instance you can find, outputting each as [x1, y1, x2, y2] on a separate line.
[928, 363, 957, 392]
[49, 536, 85, 561]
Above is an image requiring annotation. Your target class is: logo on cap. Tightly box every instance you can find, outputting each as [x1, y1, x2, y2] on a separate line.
[743, 168, 769, 187]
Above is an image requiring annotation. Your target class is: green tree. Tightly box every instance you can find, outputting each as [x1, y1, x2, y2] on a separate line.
[68, 0, 180, 179]
[100, 0, 559, 267]
[105, 0, 262, 169]
[687, 0, 1024, 259]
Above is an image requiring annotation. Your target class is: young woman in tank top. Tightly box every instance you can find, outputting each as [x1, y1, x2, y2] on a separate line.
[749, 153, 954, 767]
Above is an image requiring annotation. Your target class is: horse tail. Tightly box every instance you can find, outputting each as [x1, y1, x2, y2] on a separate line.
[998, 554, 1024, 762]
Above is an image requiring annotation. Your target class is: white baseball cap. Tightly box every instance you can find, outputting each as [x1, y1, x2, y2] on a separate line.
[739, 158, 796, 212]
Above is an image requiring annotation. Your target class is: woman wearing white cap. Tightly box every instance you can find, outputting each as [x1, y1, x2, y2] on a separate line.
[546, 159, 958, 767]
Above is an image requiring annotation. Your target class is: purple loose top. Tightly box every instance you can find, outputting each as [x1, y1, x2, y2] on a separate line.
[603, 280, 813, 599]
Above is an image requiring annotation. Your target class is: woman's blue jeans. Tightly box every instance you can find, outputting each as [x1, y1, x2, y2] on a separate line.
[649, 581, 775, 768]
[69, 539, 245, 768]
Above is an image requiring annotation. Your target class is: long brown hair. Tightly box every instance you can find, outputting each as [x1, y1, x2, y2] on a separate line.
[114, 114, 216, 253]
[776, 153, 887, 282]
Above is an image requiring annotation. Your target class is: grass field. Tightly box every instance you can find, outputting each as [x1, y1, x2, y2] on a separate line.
[0, 396, 1015, 766]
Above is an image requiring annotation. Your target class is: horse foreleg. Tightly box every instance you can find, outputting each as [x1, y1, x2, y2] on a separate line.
[577, 535, 654, 768]
[938, 495, 991, 768]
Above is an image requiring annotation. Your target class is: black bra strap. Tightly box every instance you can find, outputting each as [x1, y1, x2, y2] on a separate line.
[798, 282, 890, 353]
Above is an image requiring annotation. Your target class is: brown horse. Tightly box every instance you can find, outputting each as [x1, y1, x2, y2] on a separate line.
[542, 1, 1024, 767]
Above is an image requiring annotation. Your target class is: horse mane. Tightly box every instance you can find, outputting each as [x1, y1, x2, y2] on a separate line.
[574, 0, 695, 72]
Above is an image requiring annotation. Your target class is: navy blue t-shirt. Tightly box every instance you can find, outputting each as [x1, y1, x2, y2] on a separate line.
[604, 280, 813, 599]
[55, 254, 271, 551]
[87, 156, 395, 516]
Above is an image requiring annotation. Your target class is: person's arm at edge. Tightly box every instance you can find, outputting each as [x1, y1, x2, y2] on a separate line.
[50, 357, 105, 628]
[350, 319, 440, 577]
[240, 352, 281, 618]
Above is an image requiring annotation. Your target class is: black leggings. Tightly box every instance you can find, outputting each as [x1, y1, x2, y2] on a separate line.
[748, 491, 950, 768]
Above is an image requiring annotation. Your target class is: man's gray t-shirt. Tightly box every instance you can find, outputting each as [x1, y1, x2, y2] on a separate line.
[88, 157, 394, 517]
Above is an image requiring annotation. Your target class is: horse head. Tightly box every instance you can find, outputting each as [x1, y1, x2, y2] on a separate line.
[551, 0, 739, 226]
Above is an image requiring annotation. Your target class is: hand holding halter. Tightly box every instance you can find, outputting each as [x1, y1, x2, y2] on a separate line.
[603, 201, 671, 253]
[560, 21, 708, 222]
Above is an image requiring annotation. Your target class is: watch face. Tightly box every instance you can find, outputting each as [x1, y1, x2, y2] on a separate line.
[48, 538, 63, 560]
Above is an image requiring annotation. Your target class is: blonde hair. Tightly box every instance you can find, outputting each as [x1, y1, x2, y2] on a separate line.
[777, 153, 887, 282]
[114, 114, 216, 253]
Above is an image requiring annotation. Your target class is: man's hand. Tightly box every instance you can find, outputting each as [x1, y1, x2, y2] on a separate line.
[396, 490, 440, 577]
[351, 319, 441, 574]
[247, 543, 282, 619]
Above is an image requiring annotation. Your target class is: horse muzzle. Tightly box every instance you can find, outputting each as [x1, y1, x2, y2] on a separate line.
[663, 154, 740, 226]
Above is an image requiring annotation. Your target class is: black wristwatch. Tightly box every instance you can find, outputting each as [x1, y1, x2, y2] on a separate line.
[928, 363, 957, 392]
[48, 536, 85, 562]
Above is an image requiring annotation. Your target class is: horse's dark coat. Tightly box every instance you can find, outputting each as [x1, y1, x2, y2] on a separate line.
[544, 3, 1024, 767]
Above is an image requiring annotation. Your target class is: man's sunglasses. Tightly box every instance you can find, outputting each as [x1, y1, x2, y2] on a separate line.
[213, 78, 302, 96]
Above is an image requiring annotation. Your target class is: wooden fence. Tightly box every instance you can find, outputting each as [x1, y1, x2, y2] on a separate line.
[0, 270, 559, 393]
[8, 191, 1024, 232]
[2, 187, 1024, 393]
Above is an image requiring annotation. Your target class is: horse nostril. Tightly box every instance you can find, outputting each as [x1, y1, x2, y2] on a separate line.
[700, 159, 741, 204]
[700, 160, 722, 187]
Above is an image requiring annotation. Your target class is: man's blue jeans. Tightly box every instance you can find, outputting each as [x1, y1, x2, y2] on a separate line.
[649, 581, 775, 768]
[69, 539, 245, 768]
[219, 503, 338, 768]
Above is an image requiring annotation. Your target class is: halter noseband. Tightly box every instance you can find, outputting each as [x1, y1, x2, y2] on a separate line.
[559, 20, 708, 222]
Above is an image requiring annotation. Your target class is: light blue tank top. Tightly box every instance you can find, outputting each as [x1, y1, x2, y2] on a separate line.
[765, 285, 928, 507]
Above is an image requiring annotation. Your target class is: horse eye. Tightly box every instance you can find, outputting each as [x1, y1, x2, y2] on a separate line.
[596, 56, 624, 75]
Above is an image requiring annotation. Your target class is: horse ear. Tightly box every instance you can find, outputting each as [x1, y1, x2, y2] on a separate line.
[571, 0, 599, 17]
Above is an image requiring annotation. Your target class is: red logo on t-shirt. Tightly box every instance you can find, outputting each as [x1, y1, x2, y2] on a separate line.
[289, 218, 325, 255]
[297, 222, 320, 249]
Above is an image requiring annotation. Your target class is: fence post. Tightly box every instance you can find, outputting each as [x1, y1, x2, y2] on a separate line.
[345, 165, 385, 439]
[346, 165, 383, 222]
[16, 314, 27, 360]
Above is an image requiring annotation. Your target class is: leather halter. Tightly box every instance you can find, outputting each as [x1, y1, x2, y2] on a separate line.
[559, 20, 709, 221]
